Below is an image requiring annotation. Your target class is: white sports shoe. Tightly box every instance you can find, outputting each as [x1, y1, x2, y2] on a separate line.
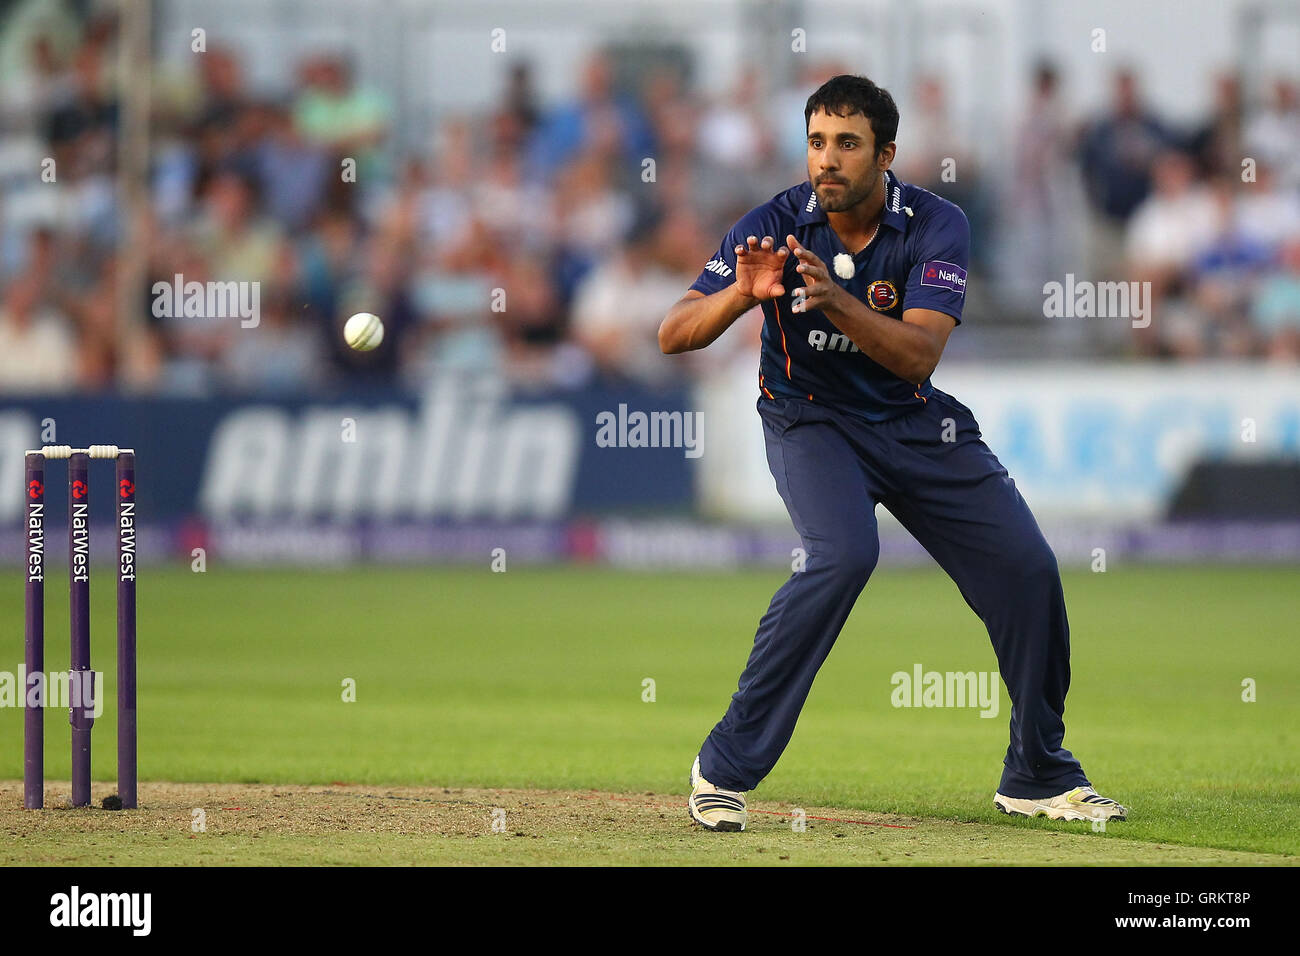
[995, 785, 1129, 822]
[687, 756, 747, 832]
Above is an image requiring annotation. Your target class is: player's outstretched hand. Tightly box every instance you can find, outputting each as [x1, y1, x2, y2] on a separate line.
[787, 234, 844, 315]
[734, 235, 789, 301]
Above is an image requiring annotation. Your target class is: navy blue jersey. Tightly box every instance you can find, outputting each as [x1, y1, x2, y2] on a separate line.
[689, 170, 970, 421]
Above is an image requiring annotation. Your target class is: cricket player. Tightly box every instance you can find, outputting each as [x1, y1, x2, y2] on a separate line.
[659, 75, 1127, 831]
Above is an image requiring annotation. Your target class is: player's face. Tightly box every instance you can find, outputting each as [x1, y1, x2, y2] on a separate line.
[806, 108, 890, 213]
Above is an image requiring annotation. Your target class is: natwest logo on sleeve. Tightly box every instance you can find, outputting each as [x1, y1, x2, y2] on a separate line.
[920, 260, 967, 295]
[703, 258, 733, 278]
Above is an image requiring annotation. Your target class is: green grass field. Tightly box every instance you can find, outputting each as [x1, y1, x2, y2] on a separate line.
[2, 563, 1298, 865]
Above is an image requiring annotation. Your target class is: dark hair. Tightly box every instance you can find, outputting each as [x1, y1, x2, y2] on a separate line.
[1032, 60, 1059, 93]
[804, 75, 899, 155]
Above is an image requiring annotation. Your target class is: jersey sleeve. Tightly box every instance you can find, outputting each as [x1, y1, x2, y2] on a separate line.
[903, 201, 971, 324]
[687, 204, 784, 296]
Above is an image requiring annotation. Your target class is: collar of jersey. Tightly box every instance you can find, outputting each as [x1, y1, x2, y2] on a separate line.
[795, 169, 909, 233]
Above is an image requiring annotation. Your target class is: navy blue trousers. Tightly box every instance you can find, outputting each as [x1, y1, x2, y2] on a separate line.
[698, 390, 1090, 799]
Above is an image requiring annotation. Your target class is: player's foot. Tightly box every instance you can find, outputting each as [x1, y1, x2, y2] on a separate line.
[687, 755, 747, 832]
[994, 785, 1128, 822]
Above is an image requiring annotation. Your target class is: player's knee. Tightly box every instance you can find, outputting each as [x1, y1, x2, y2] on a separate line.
[1013, 544, 1060, 589]
[816, 537, 879, 587]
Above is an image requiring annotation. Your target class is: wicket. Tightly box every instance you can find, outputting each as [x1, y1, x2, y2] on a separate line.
[23, 444, 137, 810]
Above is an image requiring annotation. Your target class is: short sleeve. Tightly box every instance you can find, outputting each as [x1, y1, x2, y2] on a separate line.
[903, 202, 971, 324]
[688, 205, 783, 297]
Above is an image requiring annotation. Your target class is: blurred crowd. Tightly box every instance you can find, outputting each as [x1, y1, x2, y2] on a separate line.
[1, 3, 1299, 396]
[1070, 68, 1300, 359]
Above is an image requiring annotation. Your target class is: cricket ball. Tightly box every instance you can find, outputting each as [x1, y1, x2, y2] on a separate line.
[344, 312, 384, 351]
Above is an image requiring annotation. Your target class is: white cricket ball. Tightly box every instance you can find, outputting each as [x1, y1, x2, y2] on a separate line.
[833, 253, 855, 280]
[344, 312, 384, 351]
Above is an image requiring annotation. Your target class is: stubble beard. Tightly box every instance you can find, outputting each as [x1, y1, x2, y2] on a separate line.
[815, 170, 878, 213]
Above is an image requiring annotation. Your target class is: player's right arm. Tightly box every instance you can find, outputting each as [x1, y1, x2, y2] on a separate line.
[659, 235, 788, 354]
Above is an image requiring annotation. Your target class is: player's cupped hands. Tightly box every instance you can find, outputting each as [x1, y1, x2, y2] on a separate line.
[734, 235, 790, 300]
[787, 234, 846, 315]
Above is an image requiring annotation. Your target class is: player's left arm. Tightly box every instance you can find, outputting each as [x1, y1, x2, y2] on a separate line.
[786, 202, 969, 383]
[786, 235, 956, 383]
